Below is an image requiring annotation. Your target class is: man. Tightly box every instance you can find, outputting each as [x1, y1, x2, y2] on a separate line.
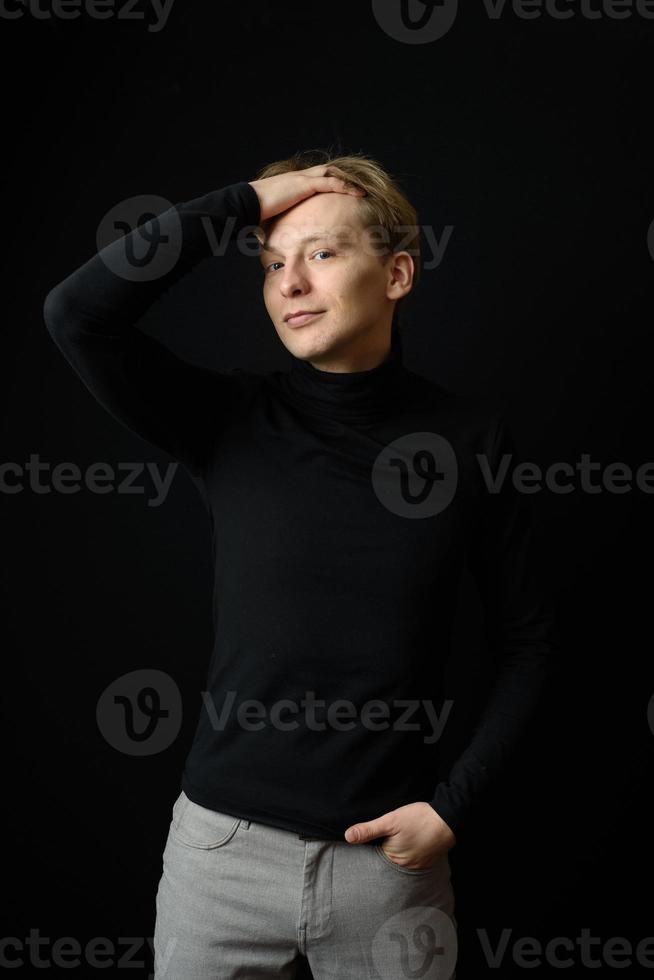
[43, 151, 558, 979]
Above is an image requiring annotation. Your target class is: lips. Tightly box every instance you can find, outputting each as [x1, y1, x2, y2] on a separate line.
[285, 311, 325, 327]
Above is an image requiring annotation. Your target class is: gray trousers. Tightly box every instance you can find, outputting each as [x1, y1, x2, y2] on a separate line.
[153, 790, 458, 980]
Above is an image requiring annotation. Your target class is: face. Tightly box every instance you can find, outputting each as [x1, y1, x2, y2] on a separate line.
[257, 192, 413, 370]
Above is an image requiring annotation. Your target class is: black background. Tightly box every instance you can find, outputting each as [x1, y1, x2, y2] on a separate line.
[2, 0, 653, 976]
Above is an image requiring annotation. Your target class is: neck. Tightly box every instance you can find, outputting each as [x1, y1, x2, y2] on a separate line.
[277, 329, 407, 425]
[302, 334, 393, 374]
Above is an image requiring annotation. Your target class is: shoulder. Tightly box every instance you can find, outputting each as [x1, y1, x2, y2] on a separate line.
[401, 365, 509, 440]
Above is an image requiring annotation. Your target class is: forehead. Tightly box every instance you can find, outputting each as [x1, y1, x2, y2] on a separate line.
[259, 192, 364, 254]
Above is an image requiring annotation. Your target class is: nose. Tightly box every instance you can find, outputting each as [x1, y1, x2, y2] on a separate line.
[279, 257, 311, 298]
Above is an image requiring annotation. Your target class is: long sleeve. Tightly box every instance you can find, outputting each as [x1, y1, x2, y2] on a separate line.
[42, 180, 261, 480]
[430, 414, 560, 842]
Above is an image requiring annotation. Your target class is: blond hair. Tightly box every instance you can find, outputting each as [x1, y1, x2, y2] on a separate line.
[253, 147, 420, 337]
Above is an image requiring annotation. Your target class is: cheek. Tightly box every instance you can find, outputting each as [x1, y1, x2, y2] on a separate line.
[327, 266, 363, 299]
[340, 266, 382, 305]
[262, 282, 277, 311]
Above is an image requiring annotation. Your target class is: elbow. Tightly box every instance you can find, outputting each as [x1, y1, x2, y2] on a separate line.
[43, 283, 74, 339]
[43, 285, 61, 334]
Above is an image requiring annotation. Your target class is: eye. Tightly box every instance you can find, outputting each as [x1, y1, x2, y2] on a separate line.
[264, 250, 333, 274]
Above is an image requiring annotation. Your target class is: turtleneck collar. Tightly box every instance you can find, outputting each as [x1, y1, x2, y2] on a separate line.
[277, 329, 406, 424]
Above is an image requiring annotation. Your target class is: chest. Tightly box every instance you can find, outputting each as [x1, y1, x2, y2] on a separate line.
[203, 396, 484, 605]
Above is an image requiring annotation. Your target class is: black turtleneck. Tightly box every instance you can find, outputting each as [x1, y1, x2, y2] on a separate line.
[278, 328, 406, 425]
[43, 180, 558, 844]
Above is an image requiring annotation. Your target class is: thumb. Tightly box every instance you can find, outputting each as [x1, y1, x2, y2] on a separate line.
[344, 813, 393, 844]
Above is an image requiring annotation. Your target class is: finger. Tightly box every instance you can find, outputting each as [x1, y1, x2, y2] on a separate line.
[300, 164, 339, 176]
[311, 176, 366, 196]
[344, 817, 391, 842]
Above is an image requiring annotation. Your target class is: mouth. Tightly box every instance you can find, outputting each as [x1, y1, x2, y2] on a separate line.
[285, 311, 326, 327]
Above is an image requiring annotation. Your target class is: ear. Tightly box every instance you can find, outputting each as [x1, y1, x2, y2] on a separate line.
[386, 251, 414, 301]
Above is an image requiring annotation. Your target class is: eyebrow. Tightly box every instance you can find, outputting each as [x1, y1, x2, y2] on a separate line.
[258, 231, 354, 257]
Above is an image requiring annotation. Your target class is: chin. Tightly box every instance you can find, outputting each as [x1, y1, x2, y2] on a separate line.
[284, 326, 335, 359]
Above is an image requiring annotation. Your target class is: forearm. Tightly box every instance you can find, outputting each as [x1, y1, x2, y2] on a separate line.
[430, 414, 560, 841]
[43, 180, 261, 340]
[41, 180, 261, 479]
[430, 612, 558, 840]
